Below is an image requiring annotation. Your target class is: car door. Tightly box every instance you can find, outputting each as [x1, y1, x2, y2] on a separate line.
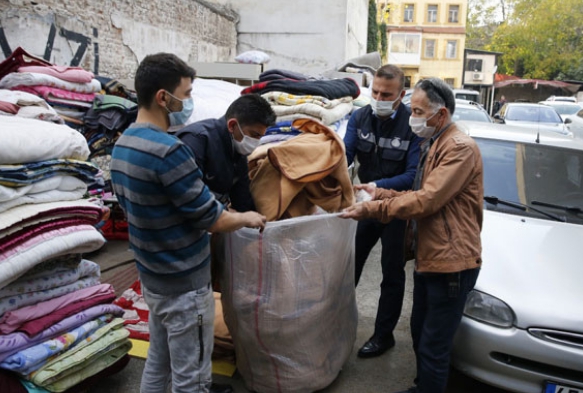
[566, 108, 583, 139]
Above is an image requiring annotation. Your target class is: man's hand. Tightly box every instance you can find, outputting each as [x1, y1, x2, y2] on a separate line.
[354, 182, 377, 200]
[339, 202, 368, 220]
[241, 211, 267, 231]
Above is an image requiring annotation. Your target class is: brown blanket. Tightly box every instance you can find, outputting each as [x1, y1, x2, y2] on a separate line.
[248, 118, 355, 221]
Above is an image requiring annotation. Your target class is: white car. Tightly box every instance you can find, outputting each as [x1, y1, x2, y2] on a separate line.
[563, 107, 583, 140]
[539, 101, 583, 121]
[494, 103, 571, 136]
[451, 122, 583, 393]
[545, 95, 577, 103]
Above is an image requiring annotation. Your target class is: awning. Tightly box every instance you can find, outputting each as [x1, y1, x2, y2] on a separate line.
[494, 78, 580, 94]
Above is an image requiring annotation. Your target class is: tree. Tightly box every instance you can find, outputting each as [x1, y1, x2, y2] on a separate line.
[486, 0, 583, 79]
[379, 22, 387, 60]
[367, 0, 378, 53]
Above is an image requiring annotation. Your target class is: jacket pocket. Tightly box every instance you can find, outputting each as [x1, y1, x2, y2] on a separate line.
[357, 139, 375, 153]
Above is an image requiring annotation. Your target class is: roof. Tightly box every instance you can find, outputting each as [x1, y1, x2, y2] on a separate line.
[457, 121, 583, 151]
[494, 78, 580, 94]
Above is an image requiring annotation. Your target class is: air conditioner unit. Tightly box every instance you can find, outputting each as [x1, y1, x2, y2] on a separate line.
[472, 72, 484, 81]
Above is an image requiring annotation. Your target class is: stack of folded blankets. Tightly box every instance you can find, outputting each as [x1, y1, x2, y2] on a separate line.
[243, 69, 360, 132]
[0, 47, 101, 130]
[0, 114, 132, 392]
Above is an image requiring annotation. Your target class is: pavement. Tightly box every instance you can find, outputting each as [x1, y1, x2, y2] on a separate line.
[85, 240, 509, 393]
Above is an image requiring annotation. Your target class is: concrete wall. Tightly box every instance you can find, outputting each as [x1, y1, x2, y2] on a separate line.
[213, 0, 368, 76]
[0, 0, 238, 79]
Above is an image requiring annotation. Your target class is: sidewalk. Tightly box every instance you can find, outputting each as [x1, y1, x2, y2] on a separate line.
[87, 240, 506, 393]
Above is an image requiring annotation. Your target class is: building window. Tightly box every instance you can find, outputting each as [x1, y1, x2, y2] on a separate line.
[405, 75, 412, 88]
[404, 4, 414, 22]
[424, 39, 436, 58]
[427, 5, 438, 23]
[448, 5, 459, 23]
[446, 40, 457, 59]
[445, 78, 455, 87]
[391, 33, 420, 54]
[467, 58, 483, 72]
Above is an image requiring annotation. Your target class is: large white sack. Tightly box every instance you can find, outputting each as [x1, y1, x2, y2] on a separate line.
[216, 213, 358, 393]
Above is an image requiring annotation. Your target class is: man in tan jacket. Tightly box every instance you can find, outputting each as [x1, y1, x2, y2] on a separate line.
[341, 78, 483, 393]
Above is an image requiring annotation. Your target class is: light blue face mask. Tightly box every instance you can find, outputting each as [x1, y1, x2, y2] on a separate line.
[165, 91, 194, 126]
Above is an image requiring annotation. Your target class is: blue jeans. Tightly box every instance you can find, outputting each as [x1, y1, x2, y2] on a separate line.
[410, 268, 480, 393]
[141, 283, 215, 393]
[354, 218, 407, 340]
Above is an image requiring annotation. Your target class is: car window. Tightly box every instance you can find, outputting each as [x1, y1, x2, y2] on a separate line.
[551, 104, 581, 115]
[506, 106, 562, 123]
[452, 108, 491, 122]
[475, 138, 583, 221]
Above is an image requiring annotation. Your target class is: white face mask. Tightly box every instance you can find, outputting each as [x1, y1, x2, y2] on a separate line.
[409, 111, 440, 138]
[233, 122, 261, 155]
[370, 97, 397, 117]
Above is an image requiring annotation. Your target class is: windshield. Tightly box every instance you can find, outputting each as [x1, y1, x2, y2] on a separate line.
[475, 138, 583, 223]
[546, 104, 581, 115]
[452, 107, 491, 122]
[506, 105, 563, 123]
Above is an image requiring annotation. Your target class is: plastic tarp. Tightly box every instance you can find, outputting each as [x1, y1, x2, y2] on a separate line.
[216, 213, 358, 393]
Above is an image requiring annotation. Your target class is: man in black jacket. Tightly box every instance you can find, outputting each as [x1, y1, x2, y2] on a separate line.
[176, 94, 276, 212]
[344, 64, 420, 358]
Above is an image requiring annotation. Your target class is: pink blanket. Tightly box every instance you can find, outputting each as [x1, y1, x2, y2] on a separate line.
[18, 65, 94, 84]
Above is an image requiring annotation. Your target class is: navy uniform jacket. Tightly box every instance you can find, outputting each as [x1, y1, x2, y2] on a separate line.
[344, 103, 420, 191]
[175, 117, 255, 212]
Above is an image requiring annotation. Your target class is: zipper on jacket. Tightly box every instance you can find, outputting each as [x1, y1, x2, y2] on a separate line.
[198, 314, 204, 363]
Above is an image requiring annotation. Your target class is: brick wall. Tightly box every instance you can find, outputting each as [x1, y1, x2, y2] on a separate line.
[0, 0, 238, 78]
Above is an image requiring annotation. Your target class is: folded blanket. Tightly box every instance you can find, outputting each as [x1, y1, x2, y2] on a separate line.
[0, 89, 62, 123]
[0, 199, 104, 234]
[17, 66, 94, 84]
[19, 354, 130, 393]
[0, 116, 90, 165]
[0, 273, 101, 316]
[0, 314, 115, 374]
[241, 78, 360, 100]
[34, 337, 131, 392]
[259, 69, 311, 82]
[0, 159, 98, 187]
[11, 85, 94, 108]
[0, 47, 51, 80]
[271, 101, 353, 126]
[0, 225, 105, 289]
[0, 72, 101, 93]
[0, 284, 114, 331]
[0, 187, 87, 214]
[0, 304, 122, 363]
[0, 258, 97, 300]
[261, 92, 353, 109]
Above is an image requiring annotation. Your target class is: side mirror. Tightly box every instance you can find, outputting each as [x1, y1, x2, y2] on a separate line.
[564, 118, 572, 124]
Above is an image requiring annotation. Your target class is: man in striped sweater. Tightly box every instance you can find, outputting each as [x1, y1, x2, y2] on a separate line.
[111, 53, 266, 393]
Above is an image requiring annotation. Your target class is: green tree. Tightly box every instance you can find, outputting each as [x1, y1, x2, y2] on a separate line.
[367, 0, 378, 53]
[465, 0, 500, 50]
[486, 0, 583, 79]
[379, 22, 387, 60]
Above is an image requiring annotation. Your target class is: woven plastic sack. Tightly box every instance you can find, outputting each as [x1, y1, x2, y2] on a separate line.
[216, 213, 358, 393]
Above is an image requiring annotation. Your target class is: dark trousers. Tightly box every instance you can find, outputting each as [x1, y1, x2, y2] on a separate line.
[354, 218, 407, 340]
[410, 268, 480, 393]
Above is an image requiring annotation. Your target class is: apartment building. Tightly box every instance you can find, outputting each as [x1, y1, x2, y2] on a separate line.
[377, 0, 467, 88]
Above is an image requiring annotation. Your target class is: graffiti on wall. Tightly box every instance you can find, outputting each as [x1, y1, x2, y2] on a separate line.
[0, 19, 98, 74]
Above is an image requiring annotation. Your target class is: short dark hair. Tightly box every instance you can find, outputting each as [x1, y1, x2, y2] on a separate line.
[134, 53, 196, 109]
[414, 78, 456, 115]
[226, 94, 276, 127]
[375, 64, 405, 91]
